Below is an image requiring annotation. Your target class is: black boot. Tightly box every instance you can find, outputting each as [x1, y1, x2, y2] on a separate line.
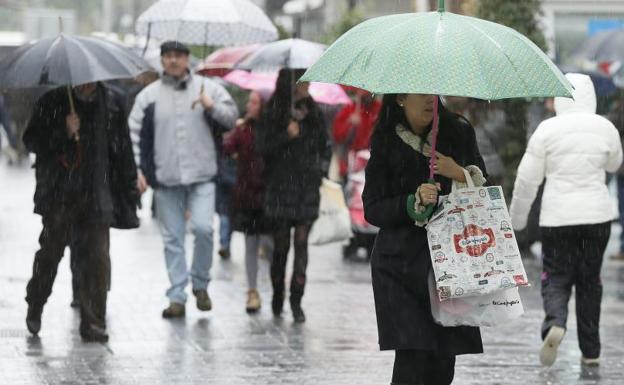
[80, 324, 109, 343]
[26, 304, 43, 335]
[290, 296, 305, 323]
[272, 291, 284, 317]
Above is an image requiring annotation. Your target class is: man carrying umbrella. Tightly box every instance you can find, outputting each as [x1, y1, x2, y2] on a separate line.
[24, 82, 140, 342]
[129, 41, 238, 318]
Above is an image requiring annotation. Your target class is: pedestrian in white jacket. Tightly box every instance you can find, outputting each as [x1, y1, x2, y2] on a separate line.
[510, 73, 622, 369]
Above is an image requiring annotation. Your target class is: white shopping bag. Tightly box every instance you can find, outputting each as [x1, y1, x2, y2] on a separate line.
[428, 271, 524, 327]
[426, 171, 528, 301]
[308, 178, 353, 245]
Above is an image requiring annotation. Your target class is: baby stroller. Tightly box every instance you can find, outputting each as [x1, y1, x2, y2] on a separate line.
[343, 149, 378, 261]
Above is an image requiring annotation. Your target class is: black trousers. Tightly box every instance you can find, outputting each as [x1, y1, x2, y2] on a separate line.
[541, 222, 610, 359]
[270, 222, 311, 304]
[25, 210, 110, 332]
[392, 350, 456, 385]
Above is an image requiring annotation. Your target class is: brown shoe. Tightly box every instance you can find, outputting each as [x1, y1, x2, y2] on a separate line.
[162, 302, 185, 318]
[246, 289, 261, 313]
[193, 290, 212, 311]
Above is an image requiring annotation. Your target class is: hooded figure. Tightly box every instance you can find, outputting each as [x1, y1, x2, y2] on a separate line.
[510, 73, 622, 368]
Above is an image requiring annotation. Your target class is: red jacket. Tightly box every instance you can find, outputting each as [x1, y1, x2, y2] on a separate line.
[222, 120, 265, 210]
[332, 100, 381, 175]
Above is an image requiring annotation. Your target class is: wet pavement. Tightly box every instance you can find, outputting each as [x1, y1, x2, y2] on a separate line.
[0, 159, 623, 385]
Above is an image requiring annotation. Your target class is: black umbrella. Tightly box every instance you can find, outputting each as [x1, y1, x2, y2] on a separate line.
[0, 33, 155, 121]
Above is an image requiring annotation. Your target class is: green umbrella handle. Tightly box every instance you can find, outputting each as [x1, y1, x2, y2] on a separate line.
[407, 178, 438, 222]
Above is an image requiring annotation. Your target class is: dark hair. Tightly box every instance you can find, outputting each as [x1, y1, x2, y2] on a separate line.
[372, 94, 469, 143]
[265, 68, 307, 123]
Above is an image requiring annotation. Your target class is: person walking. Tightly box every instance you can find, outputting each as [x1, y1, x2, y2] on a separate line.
[23, 82, 140, 342]
[510, 73, 623, 368]
[256, 69, 330, 323]
[223, 90, 272, 313]
[129, 41, 238, 318]
[607, 93, 624, 261]
[332, 90, 381, 181]
[362, 94, 486, 385]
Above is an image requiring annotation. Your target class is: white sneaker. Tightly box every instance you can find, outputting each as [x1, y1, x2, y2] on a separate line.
[581, 356, 600, 367]
[540, 326, 565, 366]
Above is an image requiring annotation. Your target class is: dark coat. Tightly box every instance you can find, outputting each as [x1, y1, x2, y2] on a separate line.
[257, 96, 330, 224]
[23, 85, 140, 229]
[223, 119, 265, 211]
[362, 116, 486, 355]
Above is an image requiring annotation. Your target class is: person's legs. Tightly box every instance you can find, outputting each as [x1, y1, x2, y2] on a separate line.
[218, 213, 232, 258]
[392, 350, 455, 385]
[153, 186, 189, 306]
[245, 234, 260, 290]
[290, 223, 311, 322]
[614, 174, 624, 259]
[25, 213, 71, 334]
[540, 226, 575, 366]
[423, 353, 456, 385]
[271, 225, 291, 316]
[78, 224, 110, 342]
[575, 222, 610, 361]
[69, 226, 83, 308]
[188, 181, 215, 311]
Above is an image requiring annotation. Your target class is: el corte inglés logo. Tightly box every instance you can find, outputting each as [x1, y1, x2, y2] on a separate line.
[453, 224, 496, 257]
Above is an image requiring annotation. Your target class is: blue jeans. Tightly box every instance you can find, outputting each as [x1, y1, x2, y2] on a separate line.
[219, 214, 232, 250]
[154, 181, 215, 304]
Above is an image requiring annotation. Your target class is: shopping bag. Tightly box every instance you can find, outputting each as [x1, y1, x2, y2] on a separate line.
[426, 170, 528, 301]
[308, 178, 353, 245]
[428, 271, 524, 327]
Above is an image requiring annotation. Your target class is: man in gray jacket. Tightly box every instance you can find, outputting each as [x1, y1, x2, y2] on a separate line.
[129, 41, 238, 318]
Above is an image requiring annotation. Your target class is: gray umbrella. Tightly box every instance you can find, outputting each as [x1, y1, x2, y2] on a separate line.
[0, 34, 155, 90]
[235, 38, 326, 72]
[571, 29, 624, 63]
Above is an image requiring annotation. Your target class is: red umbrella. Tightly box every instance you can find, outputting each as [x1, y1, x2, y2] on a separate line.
[196, 44, 262, 77]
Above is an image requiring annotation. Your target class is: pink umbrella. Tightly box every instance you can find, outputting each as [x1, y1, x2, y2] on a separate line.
[223, 70, 352, 105]
[196, 44, 262, 77]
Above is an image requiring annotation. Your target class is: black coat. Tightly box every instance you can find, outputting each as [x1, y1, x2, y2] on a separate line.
[23, 85, 139, 229]
[362, 116, 486, 355]
[257, 96, 330, 224]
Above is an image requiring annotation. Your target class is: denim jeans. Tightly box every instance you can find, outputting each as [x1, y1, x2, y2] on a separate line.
[154, 181, 215, 304]
[618, 174, 624, 252]
[219, 214, 232, 250]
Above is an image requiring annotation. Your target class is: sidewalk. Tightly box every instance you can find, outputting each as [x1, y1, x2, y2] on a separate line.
[0, 160, 623, 384]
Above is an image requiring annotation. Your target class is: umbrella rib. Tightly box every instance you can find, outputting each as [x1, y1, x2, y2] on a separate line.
[462, 18, 532, 98]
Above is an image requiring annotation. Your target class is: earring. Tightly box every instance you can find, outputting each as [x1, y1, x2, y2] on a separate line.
[399, 103, 404, 107]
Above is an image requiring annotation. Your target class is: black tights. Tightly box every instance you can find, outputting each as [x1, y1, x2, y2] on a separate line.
[271, 223, 311, 303]
[392, 350, 456, 385]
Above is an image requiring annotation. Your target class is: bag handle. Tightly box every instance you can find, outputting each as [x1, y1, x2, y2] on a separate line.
[451, 168, 475, 192]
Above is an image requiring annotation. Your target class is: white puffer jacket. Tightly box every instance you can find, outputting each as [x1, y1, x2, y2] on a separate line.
[510, 73, 623, 230]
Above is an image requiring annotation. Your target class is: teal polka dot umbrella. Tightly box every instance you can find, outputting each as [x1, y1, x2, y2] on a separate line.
[301, 0, 573, 221]
[300, 0, 572, 100]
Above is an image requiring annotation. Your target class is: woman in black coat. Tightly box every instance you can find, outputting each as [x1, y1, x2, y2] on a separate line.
[362, 94, 487, 385]
[257, 69, 330, 323]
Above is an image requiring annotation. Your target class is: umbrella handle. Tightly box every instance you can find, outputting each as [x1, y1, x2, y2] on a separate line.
[66, 85, 79, 142]
[191, 83, 205, 110]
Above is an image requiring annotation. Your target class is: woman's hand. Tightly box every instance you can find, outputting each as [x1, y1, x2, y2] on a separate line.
[433, 153, 465, 182]
[419, 182, 441, 206]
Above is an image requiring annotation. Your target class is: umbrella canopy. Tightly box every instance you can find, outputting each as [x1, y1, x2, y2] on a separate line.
[196, 44, 262, 77]
[236, 38, 327, 72]
[224, 69, 352, 105]
[300, 9, 572, 99]
[136, 0, 278, 46]
[571, 29, 624, 64]
[0, 34, 154, 90]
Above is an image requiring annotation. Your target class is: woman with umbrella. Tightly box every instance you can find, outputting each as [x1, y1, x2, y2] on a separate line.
[362, 94, 487, 384]
[256, 69, 330, 323]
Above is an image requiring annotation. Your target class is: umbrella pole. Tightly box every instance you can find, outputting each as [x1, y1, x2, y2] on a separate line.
[142, 23, 151, 57]
[66, 85, 79, 141]
[428, 96, 439, 180]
